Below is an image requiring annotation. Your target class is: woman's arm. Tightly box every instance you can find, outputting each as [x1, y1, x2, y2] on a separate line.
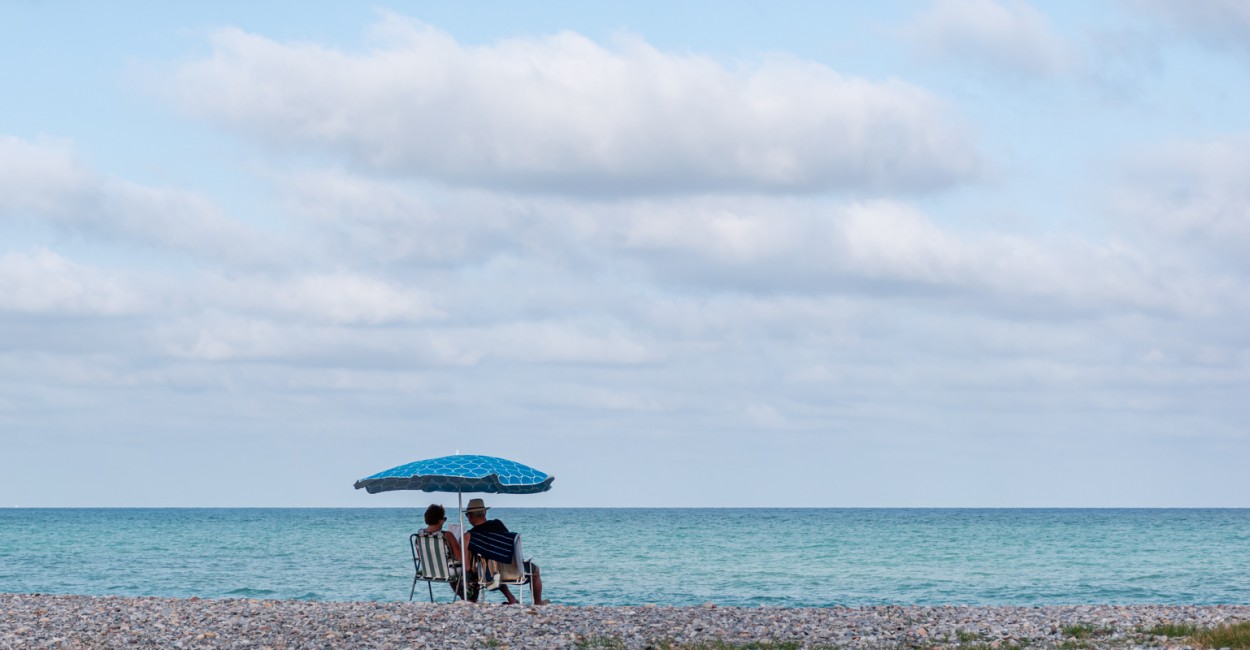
[444, 530, 462, 562]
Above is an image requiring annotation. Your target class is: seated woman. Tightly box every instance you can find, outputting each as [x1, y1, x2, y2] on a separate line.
[421, 504, 473, 599]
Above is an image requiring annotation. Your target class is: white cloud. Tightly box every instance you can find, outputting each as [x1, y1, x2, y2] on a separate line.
[275, 170, 522, 266]
[152, 312, 652, 368]
[903, 0, 1076, 78]
[1108, 133, 1250, 265]
[1130, 0, 1250, 52]
[210, 272, 445, 325]
[471, 321, 656, 365]
[153, 315, 475, 366]
[837, 201, 967, 283]
[0, 135, 267, 262]
[268, 167, 1210, 320]
[0, 249, 143, 315]
[168, 15, 982, 195]
[544, 196, 1197, 317]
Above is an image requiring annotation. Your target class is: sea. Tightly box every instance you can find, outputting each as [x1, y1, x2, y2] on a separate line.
[1, 509, 1247, 607]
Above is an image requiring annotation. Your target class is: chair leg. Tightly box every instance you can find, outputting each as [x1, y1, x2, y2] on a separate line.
[410, 576, 419, 602]
[427, 581, 435, 603]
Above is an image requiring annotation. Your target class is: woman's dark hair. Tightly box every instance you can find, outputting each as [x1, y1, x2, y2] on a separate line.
[424, 504, 446, 526]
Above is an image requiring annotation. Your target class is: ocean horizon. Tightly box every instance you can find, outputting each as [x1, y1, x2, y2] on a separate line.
[3, 508, 1247, 607]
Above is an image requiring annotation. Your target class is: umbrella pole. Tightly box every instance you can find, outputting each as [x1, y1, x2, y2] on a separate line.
[458, 487, 467, 602]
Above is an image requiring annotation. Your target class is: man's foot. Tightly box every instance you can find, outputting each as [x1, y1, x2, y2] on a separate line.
[535, 599, 551, 605]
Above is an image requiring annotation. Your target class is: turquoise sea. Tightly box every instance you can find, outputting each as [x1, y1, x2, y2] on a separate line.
[1, 509, 1247, 607]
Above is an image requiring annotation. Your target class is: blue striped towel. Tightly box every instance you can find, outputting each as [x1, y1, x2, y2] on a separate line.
[468, 530, 517, 564]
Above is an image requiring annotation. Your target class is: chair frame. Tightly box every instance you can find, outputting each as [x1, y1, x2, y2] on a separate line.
[474, 532, 531, 605]
[409, 531, 461, 602]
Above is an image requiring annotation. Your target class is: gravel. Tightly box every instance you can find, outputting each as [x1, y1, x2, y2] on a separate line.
[2, 593, 1247, 649]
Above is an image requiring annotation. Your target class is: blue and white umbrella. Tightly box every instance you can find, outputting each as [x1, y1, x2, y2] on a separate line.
[353, 454, 554, 495]
[354, 454, 554, 600]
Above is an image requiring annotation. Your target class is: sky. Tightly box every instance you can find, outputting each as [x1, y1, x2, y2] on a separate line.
[2, 1, 1249, 508]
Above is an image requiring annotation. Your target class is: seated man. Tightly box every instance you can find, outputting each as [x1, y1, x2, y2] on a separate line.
[462, 498, 548, 605]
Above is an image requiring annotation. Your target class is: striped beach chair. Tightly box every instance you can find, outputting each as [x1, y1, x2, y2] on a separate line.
[469, 531, 532, 605]
[409, 531, 461, 602]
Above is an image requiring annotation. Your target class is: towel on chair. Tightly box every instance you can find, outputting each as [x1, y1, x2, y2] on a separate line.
[468, 530, 517, 564]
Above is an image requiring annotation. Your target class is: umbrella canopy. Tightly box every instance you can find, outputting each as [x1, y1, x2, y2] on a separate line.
[353, 454, 554, 495]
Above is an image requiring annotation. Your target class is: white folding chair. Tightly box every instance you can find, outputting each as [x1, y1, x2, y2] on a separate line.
[473, 532, 531, 605]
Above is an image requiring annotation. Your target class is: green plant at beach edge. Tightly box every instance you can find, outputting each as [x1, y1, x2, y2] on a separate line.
[1060, 623, 1106, 639]
[1193, 621, 1250, 649]
[951, 630, 1030, 650]
[1133, 620, 1250, 649]
[569, 624, 1250, 650]
[956, 629, 986, 643]
[1141, 622, 1201, 638]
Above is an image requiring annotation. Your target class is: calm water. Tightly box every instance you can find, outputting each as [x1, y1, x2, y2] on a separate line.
[1, 509, 1247, 607]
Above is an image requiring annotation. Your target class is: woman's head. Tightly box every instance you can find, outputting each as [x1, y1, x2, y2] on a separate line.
[424, 503, 446, 526]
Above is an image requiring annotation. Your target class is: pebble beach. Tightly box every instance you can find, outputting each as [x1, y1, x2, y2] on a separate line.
[3, 594, 1248, 649]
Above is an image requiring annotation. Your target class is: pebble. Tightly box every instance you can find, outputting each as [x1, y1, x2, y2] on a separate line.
[0, 593, 1247, 648]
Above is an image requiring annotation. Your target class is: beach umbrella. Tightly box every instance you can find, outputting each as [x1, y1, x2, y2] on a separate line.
[353, 454, 554, 601]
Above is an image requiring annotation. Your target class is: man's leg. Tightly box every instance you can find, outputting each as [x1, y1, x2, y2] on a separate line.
[498, 585, 518, 604]
[530, 563, 547, 604]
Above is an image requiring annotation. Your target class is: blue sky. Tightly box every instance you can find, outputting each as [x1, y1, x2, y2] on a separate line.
[3, 1, 1249, 507]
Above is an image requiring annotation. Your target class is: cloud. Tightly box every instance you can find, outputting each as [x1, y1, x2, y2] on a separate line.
[268, 166, 1209, 322]
[1108, 133, 1250, 266]
[168, 15, 982, 195]
[469, 321, 656, 365]
[153, 312, 653, 368]
[274, 170, 523, 267]
[903, 0, 1076, 78]
[153, 270, 452, 362]
[0, 135, 268, 263]
[208, 272, 445, 326]
[0, 248, 143, 316]
[538, 195, 1198, 318]
[1130, 0, 1250, 52]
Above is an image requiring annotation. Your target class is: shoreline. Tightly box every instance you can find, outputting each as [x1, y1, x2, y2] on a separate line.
[4, 594, 1249, 648]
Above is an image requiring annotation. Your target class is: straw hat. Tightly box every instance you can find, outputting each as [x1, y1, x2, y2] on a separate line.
[465, 498, 490, 514]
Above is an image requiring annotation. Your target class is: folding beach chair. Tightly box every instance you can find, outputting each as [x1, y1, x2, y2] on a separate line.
[409, 531, 462, 602]
[469, 531, 532, 605]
